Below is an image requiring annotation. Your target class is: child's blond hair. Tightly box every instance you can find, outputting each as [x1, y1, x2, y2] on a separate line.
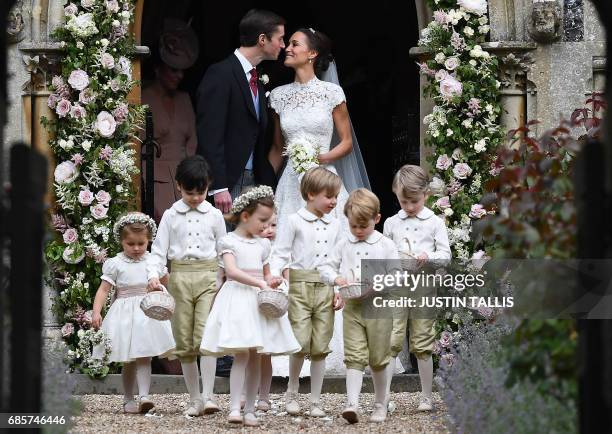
[392, 164, 430, 198]
[344, 188, 380, 225]
[300, 167, 342, 201]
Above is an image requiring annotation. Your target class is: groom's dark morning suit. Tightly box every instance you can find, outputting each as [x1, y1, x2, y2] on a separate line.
[196, 53, 276, 193]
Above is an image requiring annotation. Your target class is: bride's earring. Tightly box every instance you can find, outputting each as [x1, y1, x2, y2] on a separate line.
[308, 58, 313, 64]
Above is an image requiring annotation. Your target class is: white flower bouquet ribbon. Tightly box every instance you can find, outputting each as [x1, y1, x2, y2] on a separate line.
[283, 137, 320, 175]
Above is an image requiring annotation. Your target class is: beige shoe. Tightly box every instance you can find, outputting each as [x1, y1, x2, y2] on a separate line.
[417, 396, 433, 412]
[185, 398, 205, 417]
[285, 392, 300, 415]
[123, 400, 140, 414]
[227, 410, 243, 424]
[369, 402, 387, 423]
[243, 412, 260, 427]
[256, 399, 271, 411]
[341, 404, 359, 424]
[309, 402, 326, 417]
[139, 396, 155, 414]
[203, 398, 220, 414]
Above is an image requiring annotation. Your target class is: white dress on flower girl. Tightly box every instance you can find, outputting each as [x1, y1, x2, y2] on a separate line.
[92, 252, 175, 363]
[200, 232, 301, 356]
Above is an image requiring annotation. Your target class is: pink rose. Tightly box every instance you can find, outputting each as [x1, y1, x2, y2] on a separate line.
[79, 88, 96, 105]
[440, 331, 453, 348]
[440, 75, 463, 99]
[113, 103, 129, 124]
[100, 53, 115, 70]
[444, 57, 460, 71]
[435, 69, 449, 82]
[453, 162, 472, 179]
[436, 154, 452, 171]
[70, 104, 87, 119]
[95, 111, 117, 138]
[90, 204, 109, 220]
[61, 323, 75, 337]
[435, 196, 451, 210]
[95, 190, 111, 205]
[78, 189, 94, 206]
[52, 76, 65, 89]
[106, 0, 119, 13]
[47, 94, 60, 109]
[469, 204, 487, 219]
[54, 161, 79, 184]
[55, 99, 71, 118]
[68, 69, 90, 91]
[83, 310, 93, 325]
[63, 228, 78, 244]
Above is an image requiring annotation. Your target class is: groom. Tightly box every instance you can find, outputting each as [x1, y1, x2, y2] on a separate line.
[196, 9, 286, 213]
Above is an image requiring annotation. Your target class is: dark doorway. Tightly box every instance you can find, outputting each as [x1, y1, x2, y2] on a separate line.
[142, 0, 420, 220]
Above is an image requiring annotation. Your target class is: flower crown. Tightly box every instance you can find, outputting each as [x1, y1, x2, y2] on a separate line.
[229, 185, 274, 214]
[113, 212, 157, 242]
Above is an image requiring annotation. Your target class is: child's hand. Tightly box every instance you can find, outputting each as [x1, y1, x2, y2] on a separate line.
[257, 280, 268, 291]
[92, 312, 102, 329]
[147, 277, 161, 292]
[266, 276, 283, 289]
[416, 252, 429, 267]
[333, 292, 345, 310]
[335, 277, 348, 287]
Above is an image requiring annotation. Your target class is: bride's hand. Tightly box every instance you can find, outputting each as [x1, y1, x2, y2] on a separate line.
[317, 152, 332, 165]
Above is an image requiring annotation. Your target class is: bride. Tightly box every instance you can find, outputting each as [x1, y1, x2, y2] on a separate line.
[268, 28, 371, 377]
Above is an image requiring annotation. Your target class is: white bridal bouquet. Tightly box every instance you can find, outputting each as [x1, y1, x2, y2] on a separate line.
[283, 137, 320, 175]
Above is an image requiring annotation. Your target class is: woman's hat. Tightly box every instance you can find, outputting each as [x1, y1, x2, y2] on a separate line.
[159, 18, 199, 70]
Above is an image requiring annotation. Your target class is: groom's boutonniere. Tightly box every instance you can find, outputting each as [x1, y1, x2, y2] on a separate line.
[259, 74, 270, 85]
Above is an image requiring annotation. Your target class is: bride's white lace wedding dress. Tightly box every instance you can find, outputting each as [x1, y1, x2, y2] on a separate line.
[269, 77, 348, 376]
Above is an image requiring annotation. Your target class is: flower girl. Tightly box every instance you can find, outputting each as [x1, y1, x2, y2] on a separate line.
[92, 212, 175, 414]
[200, 187, 300, 426]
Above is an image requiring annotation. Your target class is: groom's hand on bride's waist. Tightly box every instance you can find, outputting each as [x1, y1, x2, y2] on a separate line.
[214, 191, 232, 213]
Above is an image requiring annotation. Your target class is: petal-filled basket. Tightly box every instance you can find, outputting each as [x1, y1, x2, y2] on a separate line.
[140, 285, 175, 321]
[257, 289, 289, 318]
[339, 283, 366, 300]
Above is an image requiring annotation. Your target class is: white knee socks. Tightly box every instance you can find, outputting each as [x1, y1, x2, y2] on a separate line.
[386, 356, 396, 397]
[243, 351, 261, 414]
[310, 359, 325, 403]
[371, 367, 388, 405]
[417, 356, 433, 399]
[200, 356, 217, 401]
[122, 362, 136, 401]
[346, 368, 363, 407]
[229, 353, 249, 412]
[135, 357, 151, 397]
[259, 355, 272, 402]
[181, 360, 201, 401]
[288, 355, 305, 394]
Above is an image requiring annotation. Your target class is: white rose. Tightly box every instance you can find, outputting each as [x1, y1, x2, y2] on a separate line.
[112, 20, 120, 27]
[453, 162, 473, 179]
[64, 3, 78, 16]
[100, 38, 110, 47]
[76, 41, 84, 49]
[440, 75, 463, 99]
[444, 208, 454, 217]
[469, 59, 477, 66]
[54, 161, 79, 184]
[106, 0, 119, 13]
[68, 69, 89, 91]
[463, 26, 474, 36]
[446, 128, 454, 137]
[435, 53, 446, 64]
[81, 0, 95, 8]
[432, 130, 440, 138]
[116, 185, 124, 193]
[429, 176, 446, 196]
[452, 148, 465, 161]
[444, 57, 460, 71]
[457, 0, 488, 16]
[95, 111, 117, 138]
[474, 139, 487, 153]
[100, 53, 115, 69]
[479, 25, 490, 34]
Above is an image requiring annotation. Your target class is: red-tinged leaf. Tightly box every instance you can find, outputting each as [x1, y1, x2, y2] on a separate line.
[527, 120, 541, 126]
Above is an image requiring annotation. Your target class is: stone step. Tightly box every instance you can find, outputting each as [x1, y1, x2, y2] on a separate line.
[72, 373, 426, 395]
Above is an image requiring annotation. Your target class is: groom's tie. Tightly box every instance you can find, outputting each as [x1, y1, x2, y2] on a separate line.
[249, 68, 258, 98]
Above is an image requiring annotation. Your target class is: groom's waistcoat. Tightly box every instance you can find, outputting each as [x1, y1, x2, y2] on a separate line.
[196, 54, 275, 191]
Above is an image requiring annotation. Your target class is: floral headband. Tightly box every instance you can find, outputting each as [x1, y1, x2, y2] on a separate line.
[113, 212, 157, 242]
[229, 185, 274, 214]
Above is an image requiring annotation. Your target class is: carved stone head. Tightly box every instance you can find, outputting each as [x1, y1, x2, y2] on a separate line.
[528, 0, 563, 43]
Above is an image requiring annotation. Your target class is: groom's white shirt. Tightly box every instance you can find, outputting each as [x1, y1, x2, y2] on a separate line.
[208, 49, 258, 197]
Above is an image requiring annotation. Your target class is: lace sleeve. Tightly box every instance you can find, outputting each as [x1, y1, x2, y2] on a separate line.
[327, 83, 346, 111]
[269, 87, 283, 115]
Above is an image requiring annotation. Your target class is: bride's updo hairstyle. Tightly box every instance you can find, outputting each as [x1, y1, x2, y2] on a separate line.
[297, 27, 334, 77]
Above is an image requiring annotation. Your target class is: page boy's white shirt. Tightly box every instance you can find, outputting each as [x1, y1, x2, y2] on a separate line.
[383, 207, 451, 266]
[270, 208, 342, 276]
[147, 199, 227, 279]
[319, 230, 399, 285]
